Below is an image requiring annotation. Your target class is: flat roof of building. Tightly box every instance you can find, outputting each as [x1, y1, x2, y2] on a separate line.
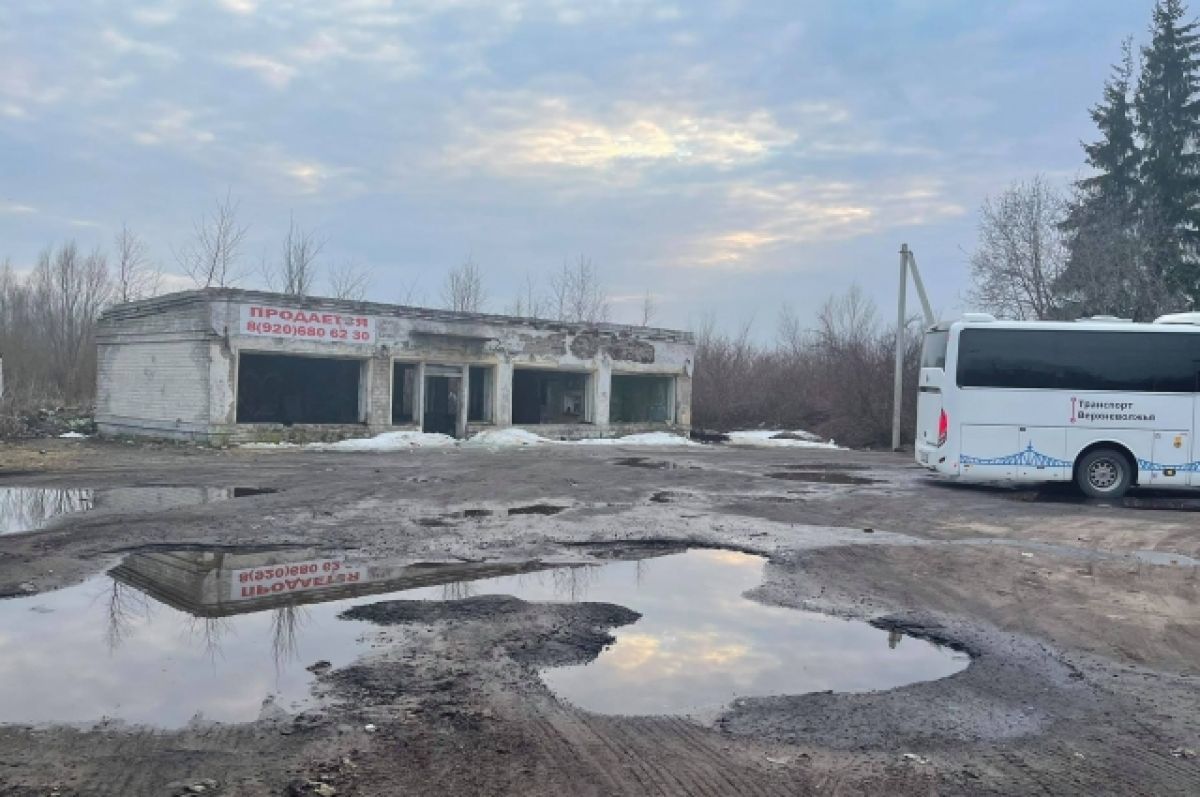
[99, 288, 693, 343]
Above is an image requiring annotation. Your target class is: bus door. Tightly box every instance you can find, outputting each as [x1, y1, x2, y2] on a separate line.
[1193, 363, 1200, 486]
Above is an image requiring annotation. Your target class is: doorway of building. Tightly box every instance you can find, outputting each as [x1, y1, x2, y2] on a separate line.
[423, 374, 461, 437]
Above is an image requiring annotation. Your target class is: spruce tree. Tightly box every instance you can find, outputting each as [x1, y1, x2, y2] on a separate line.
[1059, 42, 1161, 318]
[1083, 41, 1141, 212]
[1136, 0, 1200, 303]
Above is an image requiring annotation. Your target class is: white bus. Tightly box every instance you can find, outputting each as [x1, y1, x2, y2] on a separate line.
[915, 313, 1200, 498]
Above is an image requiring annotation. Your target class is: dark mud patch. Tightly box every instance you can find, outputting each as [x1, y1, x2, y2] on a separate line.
[780, 462, 873, 472]
[613, 456, 677, 469]
[461, 508, 495, 519]
[613, 457, 699, 471]
[333, 598, 642, 703]
[342, 594, 639, 629]
[767, 471, 877, 485]
[1008, 483, 1200, 511]
[508, 504, 567, 516]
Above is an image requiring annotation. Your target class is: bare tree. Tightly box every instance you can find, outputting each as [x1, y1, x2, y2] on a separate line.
[506, 272, 546, 318]
[396, 276, 424, 306]
[327, 259, 372, 301]
[114, 224, 160, 304]
[551, 255, 609, 323]
[969, 175, 1067, 320]
[265, 215, 324, 296]
[442, 256, 487, 312]
[176, 191, 249, 288]
[639, 290, 657, 326]
[28, 242, 113, 400]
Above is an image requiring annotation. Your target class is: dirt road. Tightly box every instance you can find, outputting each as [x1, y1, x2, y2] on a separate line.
[0, 439, 1197, 796]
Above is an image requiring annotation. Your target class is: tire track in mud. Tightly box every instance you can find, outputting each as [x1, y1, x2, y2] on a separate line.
[521, 697, 805, 797]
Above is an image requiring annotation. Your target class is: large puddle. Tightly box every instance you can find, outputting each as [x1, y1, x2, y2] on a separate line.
[0, 486, 277, 534]
[0, 548, 967, 727]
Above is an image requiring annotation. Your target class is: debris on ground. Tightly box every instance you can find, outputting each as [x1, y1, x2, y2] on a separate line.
[0, 405, 94, 440]
[167, 778, 219, 796]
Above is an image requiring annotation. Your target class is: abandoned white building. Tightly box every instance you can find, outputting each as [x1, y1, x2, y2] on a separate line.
[95, 289, 695, 443]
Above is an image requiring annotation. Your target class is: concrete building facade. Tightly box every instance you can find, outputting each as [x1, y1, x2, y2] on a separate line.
[95, 289, 695, 444]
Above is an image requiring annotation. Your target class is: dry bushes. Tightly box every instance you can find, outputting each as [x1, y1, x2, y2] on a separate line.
[692, 287, 921, 449]
[1, 243, 115, 411]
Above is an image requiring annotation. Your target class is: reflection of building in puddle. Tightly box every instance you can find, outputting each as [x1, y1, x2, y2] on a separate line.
[0, 486, 275, 534]
[108, 549, 557, 618]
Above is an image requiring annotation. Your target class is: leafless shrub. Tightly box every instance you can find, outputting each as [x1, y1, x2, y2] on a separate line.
[506, 272, 546, 318]
[551, 256, 609, 323]
[114, 224, 160, 304]
[442, 256, 487, 312]
[265, 215, 324, 296]
[640, 290, 657, 326]
[327, 259, 373, 301]
[176, 191, 249, 288]
[692, 286, 920, 449]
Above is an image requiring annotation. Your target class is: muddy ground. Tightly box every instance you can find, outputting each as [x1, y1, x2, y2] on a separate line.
[0, 438, 1197, 796]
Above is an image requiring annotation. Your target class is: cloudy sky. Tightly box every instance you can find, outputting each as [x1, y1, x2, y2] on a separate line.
[0, 1, 1155, 331]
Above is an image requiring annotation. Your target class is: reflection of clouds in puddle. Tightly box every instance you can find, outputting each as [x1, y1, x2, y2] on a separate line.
[699, 549, 764, 568]
[605, 633, 661, 671]
[541, 550, 969, 716]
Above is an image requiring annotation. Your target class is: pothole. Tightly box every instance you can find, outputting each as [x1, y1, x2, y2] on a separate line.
[0, 486, 280, 535]
[0, 546, 967, 727]
[766, 472, 877, 485]
[535, 549, 966, 717]
[508, 504, 567, 516]
[612, 457, 675, 470]
[461, 509, 494, 519]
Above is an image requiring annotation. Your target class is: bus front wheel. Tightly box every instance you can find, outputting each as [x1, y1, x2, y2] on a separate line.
[1075, 448, 1132, 499]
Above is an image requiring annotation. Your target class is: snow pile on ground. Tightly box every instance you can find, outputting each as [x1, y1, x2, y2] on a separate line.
[313, 431, 458, 451]
[726, 430, 842, 449]
[242, 432, 458, 451]
[573, 432, 700, 447]
[465, 429, 551, 447]
[57, 432, 87, 439]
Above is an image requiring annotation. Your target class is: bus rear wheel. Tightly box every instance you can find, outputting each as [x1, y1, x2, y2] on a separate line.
[1076, 448, 1132, 499]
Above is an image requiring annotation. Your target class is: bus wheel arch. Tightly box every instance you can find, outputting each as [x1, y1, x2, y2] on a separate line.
[1073, 442, 1137, 498]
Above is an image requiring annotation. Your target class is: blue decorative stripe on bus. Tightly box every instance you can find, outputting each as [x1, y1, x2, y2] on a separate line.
[960, 444, 1071, 468]
[1136, 458, 1200, 472]
[961, 443, 1200, 472]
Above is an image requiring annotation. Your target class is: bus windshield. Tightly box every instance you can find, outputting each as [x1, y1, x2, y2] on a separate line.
[921, 329, 949, 369]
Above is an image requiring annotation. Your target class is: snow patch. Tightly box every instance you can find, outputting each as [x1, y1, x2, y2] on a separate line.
[574, 432, 700, 447]
[465, 428, 550, 447]
[727, 430, 841, 449]
[314, 432, 458, 451]
[240, 432, 456, 452]
[241, 429, 700, 451]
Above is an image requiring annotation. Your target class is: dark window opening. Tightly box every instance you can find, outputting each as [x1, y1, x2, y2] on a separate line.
[423, 375, 460, 436]
[392, 363, 417, 424]
[468, 366, 492, 422]
[957, 329, 1200, 392]
[512, 369, 589, 424]
[610, 375, 673, 423]
[237, 353, 362, 425]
